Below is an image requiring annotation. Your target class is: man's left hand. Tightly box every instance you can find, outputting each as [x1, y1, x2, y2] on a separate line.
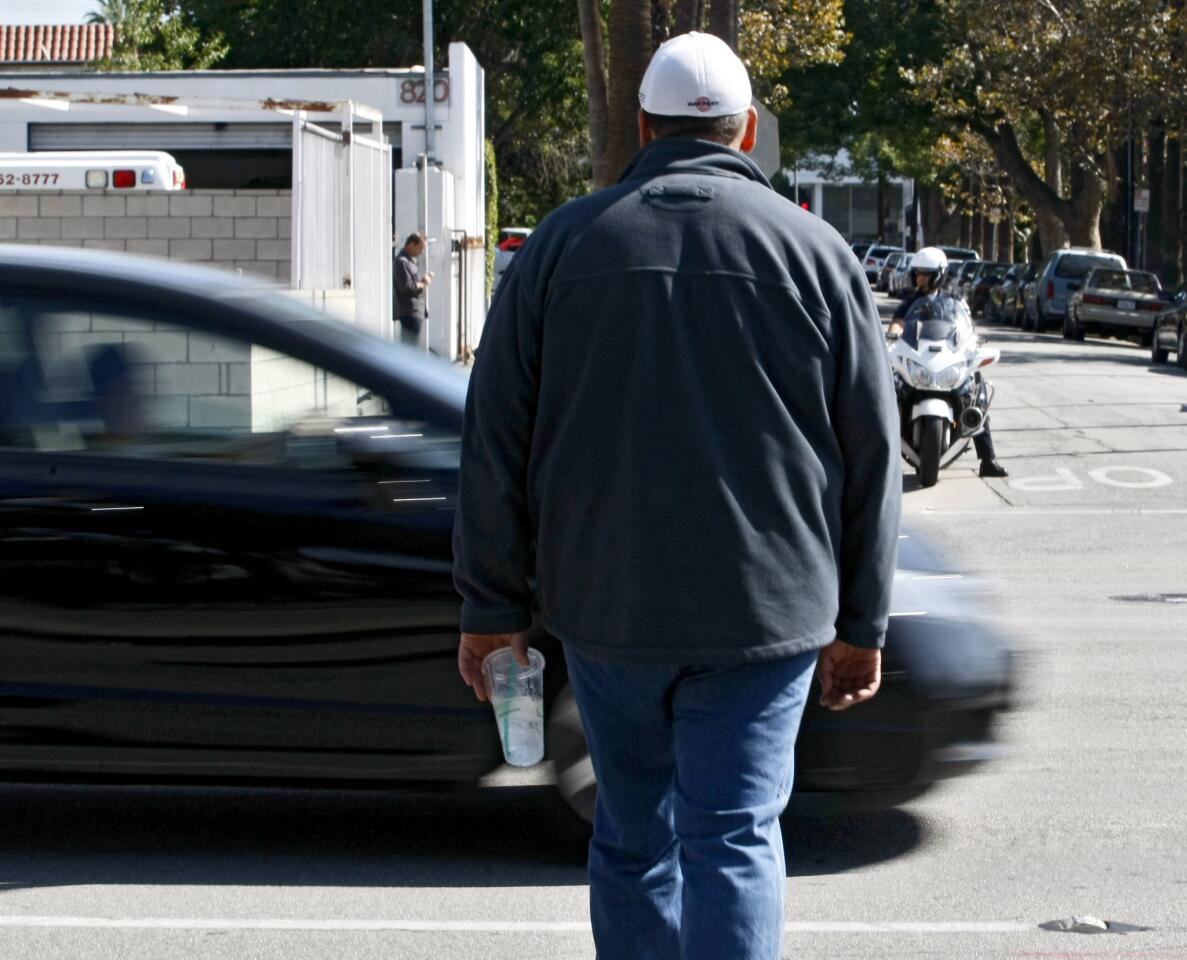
[817, 639, 881, 711]
[458, 632, 530, 702]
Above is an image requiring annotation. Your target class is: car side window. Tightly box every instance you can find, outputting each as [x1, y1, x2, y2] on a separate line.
[0, 294, 447, 468]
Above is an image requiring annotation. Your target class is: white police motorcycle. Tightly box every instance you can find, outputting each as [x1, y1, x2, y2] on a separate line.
[887, 293, 1000, 487]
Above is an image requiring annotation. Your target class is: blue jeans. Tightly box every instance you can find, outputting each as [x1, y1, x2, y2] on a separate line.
[563, 646, 818, 960]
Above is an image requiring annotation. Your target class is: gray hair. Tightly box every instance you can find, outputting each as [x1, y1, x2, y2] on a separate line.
[643, 110, 749, 144]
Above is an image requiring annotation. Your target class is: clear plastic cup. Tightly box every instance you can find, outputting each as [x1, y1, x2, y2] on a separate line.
[482, 646, 546, 767]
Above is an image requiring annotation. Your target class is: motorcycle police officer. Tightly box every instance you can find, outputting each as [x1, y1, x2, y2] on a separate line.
[888, 247, 1008, 479]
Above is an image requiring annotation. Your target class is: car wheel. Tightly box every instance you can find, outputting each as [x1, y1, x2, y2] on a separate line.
[1152, 328, 1169, 364]
[1073, 316, 1086, 341]
[1178, 328, 1187, 370]
[547, 685, 596, 825]
[1021, 306, 1035, 332]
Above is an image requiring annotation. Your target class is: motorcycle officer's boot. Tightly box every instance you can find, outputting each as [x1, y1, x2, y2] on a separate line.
[974, 421, 1008, 478]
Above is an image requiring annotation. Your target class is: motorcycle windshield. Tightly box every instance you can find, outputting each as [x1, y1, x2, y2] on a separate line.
[908, 319, 958, 348]
[903, 295, 970, 349]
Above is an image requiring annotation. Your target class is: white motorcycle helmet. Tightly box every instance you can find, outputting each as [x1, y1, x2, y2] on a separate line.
[908, 246, 948, 288]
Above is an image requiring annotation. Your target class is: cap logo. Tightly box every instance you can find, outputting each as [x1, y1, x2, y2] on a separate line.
[689, 96, 718, 113]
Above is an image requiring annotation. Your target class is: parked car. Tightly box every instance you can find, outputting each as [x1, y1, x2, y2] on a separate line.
[947, 259, 981, 296]
[933, 247, 979, 293]
[0, 244, 1014, 821]
[989, 261, 1039, 326]
[878, 251, 905, 292]
[1151, 283, 1187, 368]
[861, 244, 904, 284]
[492, 227, 533, 293]
[1065, 268, 1166, 342]
[965, 262, 1010, 317]
[939, 246, 980, 260]
[1024, 248, 1127, 332]
[891, 253, 915, 296]
[851, 241, 873, 264]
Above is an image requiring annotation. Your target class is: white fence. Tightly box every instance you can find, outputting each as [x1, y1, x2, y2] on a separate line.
[291, 102, 392, 341]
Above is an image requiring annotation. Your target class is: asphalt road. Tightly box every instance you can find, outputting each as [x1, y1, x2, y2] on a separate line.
[1, 293, 1186, 959]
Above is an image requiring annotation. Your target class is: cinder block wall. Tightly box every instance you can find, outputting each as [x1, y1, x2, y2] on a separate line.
[0, 189, 292, 283]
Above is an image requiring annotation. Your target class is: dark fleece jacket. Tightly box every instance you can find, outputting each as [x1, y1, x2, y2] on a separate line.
[453, 137, 901, 664]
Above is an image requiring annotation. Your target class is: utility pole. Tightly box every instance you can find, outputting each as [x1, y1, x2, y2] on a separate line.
[422, 0, 436, 163]
[418, 0, 435, 352]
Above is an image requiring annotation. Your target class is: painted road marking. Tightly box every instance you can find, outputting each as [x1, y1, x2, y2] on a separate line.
[0, 916, 1038, 934]
[1007, 466, 1174, 492]
[917, 509, 1187, 516]
[1086, 466, 1173, 489]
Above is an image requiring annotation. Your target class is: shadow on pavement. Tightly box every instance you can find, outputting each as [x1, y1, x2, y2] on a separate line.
[781, 795, 929, 877]
[0, 781, 927, 891]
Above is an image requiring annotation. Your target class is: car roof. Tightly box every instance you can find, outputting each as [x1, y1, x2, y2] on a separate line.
[0, 243, 468, 427]
[1049, 248, 1124, 260]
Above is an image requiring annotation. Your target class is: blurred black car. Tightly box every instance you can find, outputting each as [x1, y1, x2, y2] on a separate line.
[0, 245, 1013, 822]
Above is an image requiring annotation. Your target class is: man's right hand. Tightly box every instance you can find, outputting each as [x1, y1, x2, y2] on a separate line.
[817, 639, 881, 710]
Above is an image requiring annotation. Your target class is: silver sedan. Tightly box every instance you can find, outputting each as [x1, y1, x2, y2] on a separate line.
[1065, 268, 1167, 342]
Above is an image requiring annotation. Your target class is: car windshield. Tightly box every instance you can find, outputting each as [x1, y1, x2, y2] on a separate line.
[868, 246, 898, 259]
[981, 263, 1009, 280]
[1055, 254, 1124, 279]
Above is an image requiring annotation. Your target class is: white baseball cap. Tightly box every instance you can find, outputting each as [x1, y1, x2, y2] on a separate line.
[638, 32, 752, 118]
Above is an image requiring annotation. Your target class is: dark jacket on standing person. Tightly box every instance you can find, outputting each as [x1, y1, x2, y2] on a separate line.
[395, 249, 426, 323]
[453, 137, 901, 664]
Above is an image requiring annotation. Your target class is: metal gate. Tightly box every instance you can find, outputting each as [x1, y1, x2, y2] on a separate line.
[291, 102, 392, 340]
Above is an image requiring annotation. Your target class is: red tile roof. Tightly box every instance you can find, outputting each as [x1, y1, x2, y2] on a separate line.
[0, 24, 114, 64]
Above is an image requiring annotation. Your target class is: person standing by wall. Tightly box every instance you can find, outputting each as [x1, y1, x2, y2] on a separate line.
[394, 232, 432, 347]
[453, 32, 901, 960]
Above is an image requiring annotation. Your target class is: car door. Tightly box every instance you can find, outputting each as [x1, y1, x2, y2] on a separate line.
[0, 285, 499, 784]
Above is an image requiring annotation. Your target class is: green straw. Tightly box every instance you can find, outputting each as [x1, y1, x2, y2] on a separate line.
[498, 653, 519, 758]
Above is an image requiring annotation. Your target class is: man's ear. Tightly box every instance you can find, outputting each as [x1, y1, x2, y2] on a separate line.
[638, 110, 655, 148]
[738, 106, 759, 153]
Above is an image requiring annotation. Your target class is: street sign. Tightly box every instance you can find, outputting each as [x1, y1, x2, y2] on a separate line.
[1134, 188, 1150, 212]
[750, 99, 780, 180]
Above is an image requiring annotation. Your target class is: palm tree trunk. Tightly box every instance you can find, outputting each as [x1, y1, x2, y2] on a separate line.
[706, 0, 736, 49]
[673, 0, 702, 33]
[577, 0, 612, 187]
[605, 0, 653, 183]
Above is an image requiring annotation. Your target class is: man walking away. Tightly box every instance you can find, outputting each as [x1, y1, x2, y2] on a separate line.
[453, 31, 901, 960]
[394, 232, 431, 347]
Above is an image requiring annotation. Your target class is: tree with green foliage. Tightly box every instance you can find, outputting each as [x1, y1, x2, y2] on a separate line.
[775, 1, 947, 180]
[88, 0, 227, 71]
[485, 138, 498, 298]
[907, 0, 1187, 248]
[579, 0, 850, 186]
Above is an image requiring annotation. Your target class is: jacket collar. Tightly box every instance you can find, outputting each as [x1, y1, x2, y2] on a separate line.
[617, 137, 773, 190]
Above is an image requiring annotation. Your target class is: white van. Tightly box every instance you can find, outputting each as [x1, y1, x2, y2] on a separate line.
[0, 151, 186, 191]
